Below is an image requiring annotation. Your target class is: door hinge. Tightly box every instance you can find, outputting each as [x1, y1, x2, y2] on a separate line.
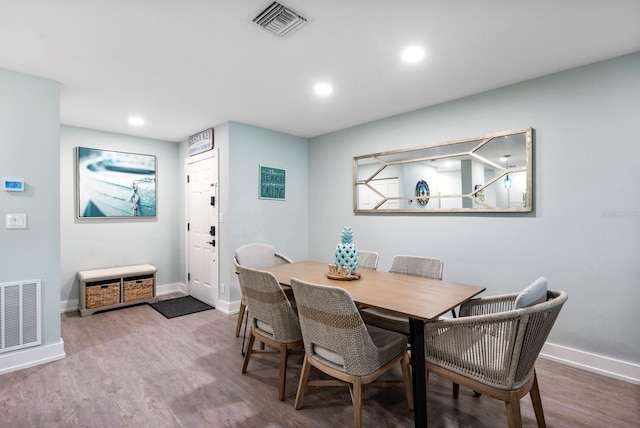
[187, 175, 190, 183]
[187, 273, 191, 281]
[187, 222, 190, 231]
[210, 196, 215, 206]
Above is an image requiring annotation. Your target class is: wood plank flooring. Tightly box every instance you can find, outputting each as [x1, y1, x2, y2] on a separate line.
[1, 297, 638, 427]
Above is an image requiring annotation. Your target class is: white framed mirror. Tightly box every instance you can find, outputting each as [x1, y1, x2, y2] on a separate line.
[353, 128, 533, 213]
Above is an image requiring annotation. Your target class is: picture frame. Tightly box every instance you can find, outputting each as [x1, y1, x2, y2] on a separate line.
[76, 147, 157, 218]
[259, 165, 286, 200]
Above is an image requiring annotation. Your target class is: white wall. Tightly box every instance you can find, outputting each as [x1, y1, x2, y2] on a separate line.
[60, 126, 182, 307]
[308, 53, 640, 367]
[0, 68, 63, 371]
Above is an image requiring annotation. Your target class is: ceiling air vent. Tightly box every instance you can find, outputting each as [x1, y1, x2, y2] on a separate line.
[252, 2, 308, 38]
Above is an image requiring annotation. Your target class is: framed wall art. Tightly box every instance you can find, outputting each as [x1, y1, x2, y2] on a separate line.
[259, 165, 286, 200]
[76, 147, 157, 218]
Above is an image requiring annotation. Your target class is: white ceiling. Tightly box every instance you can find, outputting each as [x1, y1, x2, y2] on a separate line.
[2, 0, 639, 142]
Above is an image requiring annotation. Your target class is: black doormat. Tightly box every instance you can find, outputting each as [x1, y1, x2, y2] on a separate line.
[149, 296, 214, 319]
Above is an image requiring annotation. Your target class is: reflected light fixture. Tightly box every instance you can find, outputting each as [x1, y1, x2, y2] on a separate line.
[314, 82, 333, 96]
[128, 116, 144, 126]
[401, 46, 425, 63]
[503, 155, 512, 189]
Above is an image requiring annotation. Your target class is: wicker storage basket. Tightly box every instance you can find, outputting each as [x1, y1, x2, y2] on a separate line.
[86, 280, 121, 309]
[123, 275, 154, 302]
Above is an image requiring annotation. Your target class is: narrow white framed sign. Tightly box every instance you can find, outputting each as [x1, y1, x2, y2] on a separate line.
[187, 128, 214, 156]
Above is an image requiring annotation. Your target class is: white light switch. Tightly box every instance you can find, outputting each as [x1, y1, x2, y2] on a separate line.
[6, 214, 27, 229]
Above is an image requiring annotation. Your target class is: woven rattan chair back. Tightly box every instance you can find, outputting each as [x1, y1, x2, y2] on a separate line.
[357, 251, 379, 270]
[238, 264, 303, 401]
[291, 278, 413, 428]
[360, 255, 445, 334]
[389, 255, 443, 279]
[234, 243, 293, 337]
[292, 279, 390, 376]
[235, 243, 293, 268]
[237, 265, 301, 344]
[425, 289, 568, 428]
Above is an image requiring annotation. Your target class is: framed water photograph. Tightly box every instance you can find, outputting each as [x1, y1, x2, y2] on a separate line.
[76, 147, 157, 218]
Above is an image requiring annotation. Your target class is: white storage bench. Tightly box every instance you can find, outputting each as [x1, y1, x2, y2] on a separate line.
[78, 264, 158, 316]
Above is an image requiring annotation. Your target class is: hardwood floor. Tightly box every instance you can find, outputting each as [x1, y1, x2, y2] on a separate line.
[1, 298, 638, 427]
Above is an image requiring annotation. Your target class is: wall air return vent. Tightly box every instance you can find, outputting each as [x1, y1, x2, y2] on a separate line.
[251, 1, 308, 38]
[1, 279, 41, 354]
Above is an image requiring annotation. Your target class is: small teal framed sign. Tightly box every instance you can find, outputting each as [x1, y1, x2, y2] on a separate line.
[259, 165, 286, 200]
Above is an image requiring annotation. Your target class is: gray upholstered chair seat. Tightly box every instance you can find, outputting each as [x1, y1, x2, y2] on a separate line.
[360, 308, 410, 335]
[311, 324, 408, 373]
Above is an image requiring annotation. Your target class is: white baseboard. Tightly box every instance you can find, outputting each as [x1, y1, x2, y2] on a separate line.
[216, 300, 239, 315]
[0, 339, 66, 375]
[156, 282, 187, 296]
[541, 342, 640, 385]
[227, 299, 241, 315]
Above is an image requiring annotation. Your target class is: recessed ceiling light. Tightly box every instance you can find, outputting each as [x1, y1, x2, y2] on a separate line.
[314, 82, 333, 96]
[128, 116, 144, 126]
[401, 46, 425, 63]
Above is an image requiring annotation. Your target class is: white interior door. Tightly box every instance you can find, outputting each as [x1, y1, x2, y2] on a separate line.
[187, 154, 218, 306]
[358, 178, 400, 209]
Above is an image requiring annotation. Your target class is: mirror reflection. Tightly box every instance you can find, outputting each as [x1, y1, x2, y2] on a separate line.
[353, 128, 533, 213]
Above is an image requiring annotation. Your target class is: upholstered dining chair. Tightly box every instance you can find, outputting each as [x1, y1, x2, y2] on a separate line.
[234, 243, 293, 337]
[357, 250, 379, 270]
[424, 280, 568, 428]
[290, 278, 413, 428]
[237, 264, 303, 401]
[360, 255, 445, 335]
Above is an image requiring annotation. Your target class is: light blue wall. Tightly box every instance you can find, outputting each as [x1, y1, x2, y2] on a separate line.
[0, 69, 61, 347]
[59, 126, 182, 304]
[178, 122, 309, 306]
[308, 53, 640, 364]
[227, 122, 309, 302]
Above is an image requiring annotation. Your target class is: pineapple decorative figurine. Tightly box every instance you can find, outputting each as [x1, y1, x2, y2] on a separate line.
[334, 227, 359, 275]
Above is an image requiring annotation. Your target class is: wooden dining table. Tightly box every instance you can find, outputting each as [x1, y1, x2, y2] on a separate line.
[258, 261, 486, 427]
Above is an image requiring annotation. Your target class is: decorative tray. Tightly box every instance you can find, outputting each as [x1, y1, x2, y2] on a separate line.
[326, 272, 361, 281]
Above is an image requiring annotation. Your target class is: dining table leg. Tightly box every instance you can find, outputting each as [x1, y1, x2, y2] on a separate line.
[409, 317, 427, 427]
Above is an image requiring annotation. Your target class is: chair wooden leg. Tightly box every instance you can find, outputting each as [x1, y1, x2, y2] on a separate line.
[235, 301, 246, 337]
[505, 391, 523, 428]
[241, 332, 255, 373]
[295, 355, 312, 410]
[401, 353, 414, 411]
[278, 344, 288, 401]
[351, 378, 363, 428]
[453, 382, 460, 398]
[529, 371, 547, 428]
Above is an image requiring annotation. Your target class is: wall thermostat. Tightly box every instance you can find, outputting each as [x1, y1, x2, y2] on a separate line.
[3, 179, 25, 192]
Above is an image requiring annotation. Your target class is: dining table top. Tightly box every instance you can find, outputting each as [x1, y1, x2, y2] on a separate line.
[258, 260, 486, 322]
